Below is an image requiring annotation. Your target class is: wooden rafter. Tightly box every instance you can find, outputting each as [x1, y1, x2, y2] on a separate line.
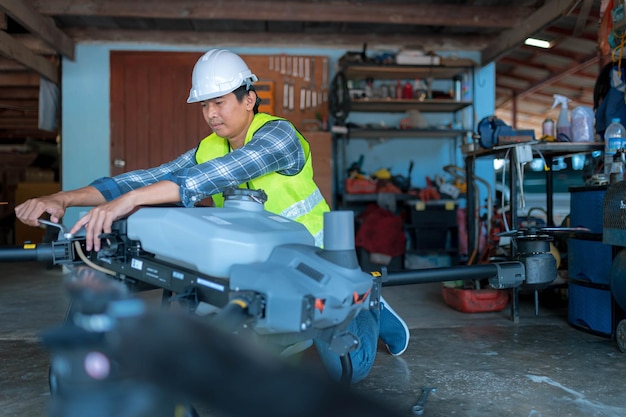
[497, 54, 600, 109]
[31, 0, 534, 29]
[62, 27, 492, 51]
[0, 0, 74, 59]
[574, 0, 595, 35]
[481, 0, 581, 65]
[0, 33, 57, 83]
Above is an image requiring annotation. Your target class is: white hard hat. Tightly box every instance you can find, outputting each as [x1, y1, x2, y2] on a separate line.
[187, 49, 258, 103]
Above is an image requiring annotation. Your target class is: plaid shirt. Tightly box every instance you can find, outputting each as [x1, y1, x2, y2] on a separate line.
[90, 120, 306, 207]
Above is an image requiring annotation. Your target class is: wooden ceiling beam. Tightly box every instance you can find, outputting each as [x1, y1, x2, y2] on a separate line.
[0, 31, 58, 83]
[498, 56, 552, 71]
[11, 34, 58, 55]
[518, 43, 590, 62]
[32, 0, 534, 29]
[481, 0, 580, 65]
[0, 99, 38, 110]
[499, 54, 600, 106]
[0, 57, 26, 70]
[573, 0, 595, 35]
[0, 86, 39, 99]
[63, 27, 491, 51]
[545, 25, 599, 42]
[0, 0, 74, 59]
[0, 128, 56, 139]
[0, 71, 40, 86]
[0, 119, 39, 128]
[0, 110, 38, 118]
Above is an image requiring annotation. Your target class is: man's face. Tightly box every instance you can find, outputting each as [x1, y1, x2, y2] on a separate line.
[200, 91, 254, 141]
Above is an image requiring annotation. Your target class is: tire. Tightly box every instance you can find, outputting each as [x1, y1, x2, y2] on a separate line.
[616, 319, 626, 353]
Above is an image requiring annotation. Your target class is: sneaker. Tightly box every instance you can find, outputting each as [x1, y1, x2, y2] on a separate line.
[379, 296, 410, 356]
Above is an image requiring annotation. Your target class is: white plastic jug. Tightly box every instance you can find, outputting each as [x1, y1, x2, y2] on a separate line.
[571, 106, 595, 142]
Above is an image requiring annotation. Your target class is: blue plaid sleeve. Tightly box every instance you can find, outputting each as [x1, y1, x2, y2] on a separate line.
[89, 149, 197, 201]
[90, 120, 305, 207]
[174, 120, 306, 207]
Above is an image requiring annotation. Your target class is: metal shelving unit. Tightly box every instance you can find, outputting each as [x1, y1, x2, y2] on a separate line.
[333, 61, 476, 210]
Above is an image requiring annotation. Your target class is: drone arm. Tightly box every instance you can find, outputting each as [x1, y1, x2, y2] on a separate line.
[384, 261, 525, 289]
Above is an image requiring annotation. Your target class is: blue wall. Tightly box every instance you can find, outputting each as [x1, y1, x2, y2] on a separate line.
[61, 43, 495, 226]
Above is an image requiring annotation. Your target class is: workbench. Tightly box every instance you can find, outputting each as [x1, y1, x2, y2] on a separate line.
[464, 141, 603, 322]
[464, 141, 603, 254]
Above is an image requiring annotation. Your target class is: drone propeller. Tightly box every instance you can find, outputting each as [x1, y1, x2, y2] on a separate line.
[497, 226, 591, 237]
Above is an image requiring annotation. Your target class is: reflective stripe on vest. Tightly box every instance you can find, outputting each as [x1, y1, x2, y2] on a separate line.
[280, 188, 325, 219]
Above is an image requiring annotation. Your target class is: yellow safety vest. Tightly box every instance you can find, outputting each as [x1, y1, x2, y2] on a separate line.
[195, 113, 329, 245]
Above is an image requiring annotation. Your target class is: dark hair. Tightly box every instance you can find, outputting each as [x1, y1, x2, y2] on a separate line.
[233, 85, 260, 114]
[594, 60, 626, 110]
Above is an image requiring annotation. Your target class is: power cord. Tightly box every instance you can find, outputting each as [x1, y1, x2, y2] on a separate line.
[73, 241, 116, 276]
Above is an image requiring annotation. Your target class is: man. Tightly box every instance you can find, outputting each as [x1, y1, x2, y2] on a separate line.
[15, 49, 409, 383]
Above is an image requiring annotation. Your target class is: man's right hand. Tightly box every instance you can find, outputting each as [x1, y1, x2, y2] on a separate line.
[15, 186, 107, 229]
[15, 194, 66, 227]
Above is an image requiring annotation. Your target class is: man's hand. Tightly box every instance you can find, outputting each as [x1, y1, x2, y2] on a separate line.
[70, 193, 138, 252]
[15, 186, 107, 229]
[15, 194, 67, 227]
[68, 181, 181, 252]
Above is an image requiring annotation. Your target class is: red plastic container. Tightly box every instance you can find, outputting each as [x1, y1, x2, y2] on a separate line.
[345, 178, 377, 194]
[441, 286, 509, 313]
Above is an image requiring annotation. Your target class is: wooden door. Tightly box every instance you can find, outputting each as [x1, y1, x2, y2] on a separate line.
[110, 51, 207, 176]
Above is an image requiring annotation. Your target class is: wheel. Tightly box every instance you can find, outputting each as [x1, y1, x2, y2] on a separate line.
[48, 299, 76, 395]
[617, 319, 626, 353]
[48, 362, 59, 395]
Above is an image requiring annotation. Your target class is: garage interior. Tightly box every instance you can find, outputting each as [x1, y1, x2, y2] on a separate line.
[1, 1, 626, 417]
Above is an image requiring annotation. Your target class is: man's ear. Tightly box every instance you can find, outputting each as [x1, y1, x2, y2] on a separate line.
[247, 91, 258, 110]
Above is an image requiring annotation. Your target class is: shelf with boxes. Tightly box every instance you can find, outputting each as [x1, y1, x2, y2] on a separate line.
[340, 62, 473, 119]
[333, 60, 475, 202]
[332, 58, 475, 270]
[331, 60, 475, 272]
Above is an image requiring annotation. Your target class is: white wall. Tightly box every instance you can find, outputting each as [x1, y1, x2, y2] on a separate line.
[61, 44, 495, 226]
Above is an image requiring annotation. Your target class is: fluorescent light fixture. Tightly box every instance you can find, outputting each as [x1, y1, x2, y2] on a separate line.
[524, 37, 553, 49]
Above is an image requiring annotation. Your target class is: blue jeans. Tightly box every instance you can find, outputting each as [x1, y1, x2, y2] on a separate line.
[313, 306, 380, 384]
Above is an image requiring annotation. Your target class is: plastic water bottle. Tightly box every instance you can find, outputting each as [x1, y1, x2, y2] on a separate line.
[604, 118, 626, 174]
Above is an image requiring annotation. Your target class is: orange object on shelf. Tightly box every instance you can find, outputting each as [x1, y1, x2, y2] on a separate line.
[441, 286, 509, 313]
[345, 178, 377, 194]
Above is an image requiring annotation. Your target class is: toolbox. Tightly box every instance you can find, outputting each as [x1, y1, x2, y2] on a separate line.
[406, 199, 459, 253]
[405, 199, 457, 226]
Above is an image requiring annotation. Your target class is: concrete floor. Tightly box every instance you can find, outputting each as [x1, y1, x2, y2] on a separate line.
[1, 261, 626, 417]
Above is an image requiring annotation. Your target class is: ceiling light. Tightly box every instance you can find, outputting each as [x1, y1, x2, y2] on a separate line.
[524, 38, 553, 49]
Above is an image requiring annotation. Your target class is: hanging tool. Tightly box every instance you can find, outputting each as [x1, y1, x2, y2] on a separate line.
[306, 57, 314, 110]
[283, 80, 289, 113]
[288, 80, 295, 112]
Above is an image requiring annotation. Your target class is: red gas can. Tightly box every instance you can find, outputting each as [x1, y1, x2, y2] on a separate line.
[441, 286, 509, 313]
